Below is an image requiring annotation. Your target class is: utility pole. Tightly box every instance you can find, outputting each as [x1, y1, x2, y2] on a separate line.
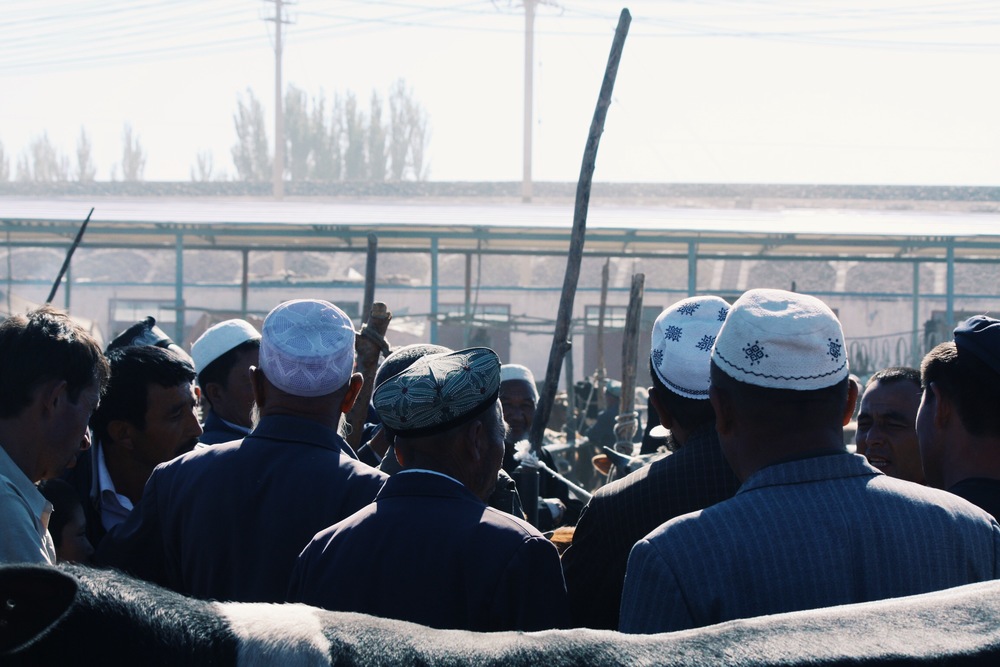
[522, 0, 535, 203]
[266, 0, 290, 199]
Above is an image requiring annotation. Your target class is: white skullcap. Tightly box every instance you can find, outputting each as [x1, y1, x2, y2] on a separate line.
[258, 299, 357, 397]
[500, 363, 539, 402]
[191, 319, 261, 375]
[711, 288, 849, 390]
[651, 295, 730, 399]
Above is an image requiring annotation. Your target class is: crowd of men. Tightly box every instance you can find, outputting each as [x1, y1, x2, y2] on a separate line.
[3, 288, 1000, 636]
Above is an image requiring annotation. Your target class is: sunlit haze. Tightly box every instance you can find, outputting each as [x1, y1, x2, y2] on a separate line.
[2, 0, 999, 185]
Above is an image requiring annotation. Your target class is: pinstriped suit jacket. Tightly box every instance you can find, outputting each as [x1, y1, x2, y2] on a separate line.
[561, 423, 740, 629]
[620, 452, 1000, 633]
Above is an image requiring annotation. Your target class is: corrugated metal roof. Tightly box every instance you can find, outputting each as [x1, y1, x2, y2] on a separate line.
[2, 197, 999, 259]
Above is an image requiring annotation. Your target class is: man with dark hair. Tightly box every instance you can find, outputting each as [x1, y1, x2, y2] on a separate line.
[562, 295, 739, 630]
[68, 345, 202, 547]
[190, 319, 261, 444]
[621, 289, 1000, 634]
[0, 305, 109, 565]
[856, 366, 924, 484]
[289, 347, 570, 631]
[918, 316, 1000, 517]
[97, 299, 387, 603]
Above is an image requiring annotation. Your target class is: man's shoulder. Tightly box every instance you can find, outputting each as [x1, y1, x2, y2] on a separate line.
[481, 505, 548, 540]
[0, 475, 33, 513]
[875, 474, 999, 519]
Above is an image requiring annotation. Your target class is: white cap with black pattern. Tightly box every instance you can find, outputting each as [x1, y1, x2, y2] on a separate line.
[711, 288, 848, 390]
[650, 295, 730, 399]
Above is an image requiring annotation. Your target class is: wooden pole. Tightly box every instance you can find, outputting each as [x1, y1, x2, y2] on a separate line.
[596, 257, 610, 411]
[614, 273, 645, 454]
[362, 234, 377, 323]
[527, 8, 631, 454]
[46, 207, 93, 305]
[347, 301, 392, 450]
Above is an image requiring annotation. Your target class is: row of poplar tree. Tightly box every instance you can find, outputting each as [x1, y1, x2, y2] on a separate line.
[227, 79, 429, 183]
[1, 79, 429, 183]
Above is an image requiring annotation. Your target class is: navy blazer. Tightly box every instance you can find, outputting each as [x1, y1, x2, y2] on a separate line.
[621, 453, 1000, 633]
[289, 470, 571, 631]
[197, 411, 250, 446]
[96, 415, 387, 603]
[562, 422, 740, 629]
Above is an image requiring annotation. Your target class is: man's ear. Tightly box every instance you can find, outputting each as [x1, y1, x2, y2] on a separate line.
[339, 373, 364, 414]
[202, 382, 223, 408]
[843, 377, 859, 427]
[35, 379, 66, 419]
[648, 386, 675, 431]
[461, 418, 486, 462]
[928, 382, 952, 428]
[250, 367, 266, 407]
[394, 443, 408, 468]
[709, 384, 733, 437]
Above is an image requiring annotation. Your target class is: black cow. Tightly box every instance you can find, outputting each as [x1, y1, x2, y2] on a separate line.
[3, 563, 1000, 665]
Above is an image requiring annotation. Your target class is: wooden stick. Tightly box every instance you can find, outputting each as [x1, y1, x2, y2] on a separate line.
[46, 207, 93, 305]
[528, 8, 631, 454]
[596, 258, 610, 411]
[614, 273, 645, 453]
[361, 234, 377, 323]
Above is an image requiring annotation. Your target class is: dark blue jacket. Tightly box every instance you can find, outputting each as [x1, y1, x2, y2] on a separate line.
[197, 411, 250, 446]
[289, 470, 570, 631]
[96, 414, 387, 603]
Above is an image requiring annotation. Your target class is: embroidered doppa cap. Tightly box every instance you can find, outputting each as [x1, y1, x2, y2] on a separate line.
[651, 295, 731, 399]
[258, 299, 356, 397]
[375, 344, 453, 389]
[374, 347, 501, 438]
[500, 363, 539, 403]
[953, 315, 1000, 376]
[191, 319, 261, 376]
[711, 288, 848, 390]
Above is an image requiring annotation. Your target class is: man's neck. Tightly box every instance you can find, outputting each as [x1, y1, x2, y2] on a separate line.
[0, 420, 39, 482]
[942, 432, 1000, 490]
[102, 444, 152, 505]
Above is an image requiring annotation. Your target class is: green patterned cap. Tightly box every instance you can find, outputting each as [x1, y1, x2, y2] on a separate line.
[374, 347, 501, 438]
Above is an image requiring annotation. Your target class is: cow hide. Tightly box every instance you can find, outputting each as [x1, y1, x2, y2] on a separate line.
[3, 564, 1000, 665]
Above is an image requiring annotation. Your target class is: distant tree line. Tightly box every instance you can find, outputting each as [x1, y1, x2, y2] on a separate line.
[0, 78, 429, 184]
[227, 78, 430, 183]
[0, 124, 146, 183]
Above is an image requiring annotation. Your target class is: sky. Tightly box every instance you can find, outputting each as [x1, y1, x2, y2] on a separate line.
[2, 0, 999, 185]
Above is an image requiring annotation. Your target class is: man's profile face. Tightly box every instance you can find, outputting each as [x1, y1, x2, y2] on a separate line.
[41, 380, 101, 480]
[856, 379, 923, 484]
[499, 380, 535, 443]
[210, 347, 258, 428]
[132, 381, 202, 466]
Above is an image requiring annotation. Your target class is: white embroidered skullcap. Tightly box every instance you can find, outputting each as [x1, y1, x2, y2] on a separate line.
[191, 319, 261, 375]
[500, 364, 539, 402]
[651, 295, 731, 399]
[258, 299, 356, 397]
[711, 288, 849, 390]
